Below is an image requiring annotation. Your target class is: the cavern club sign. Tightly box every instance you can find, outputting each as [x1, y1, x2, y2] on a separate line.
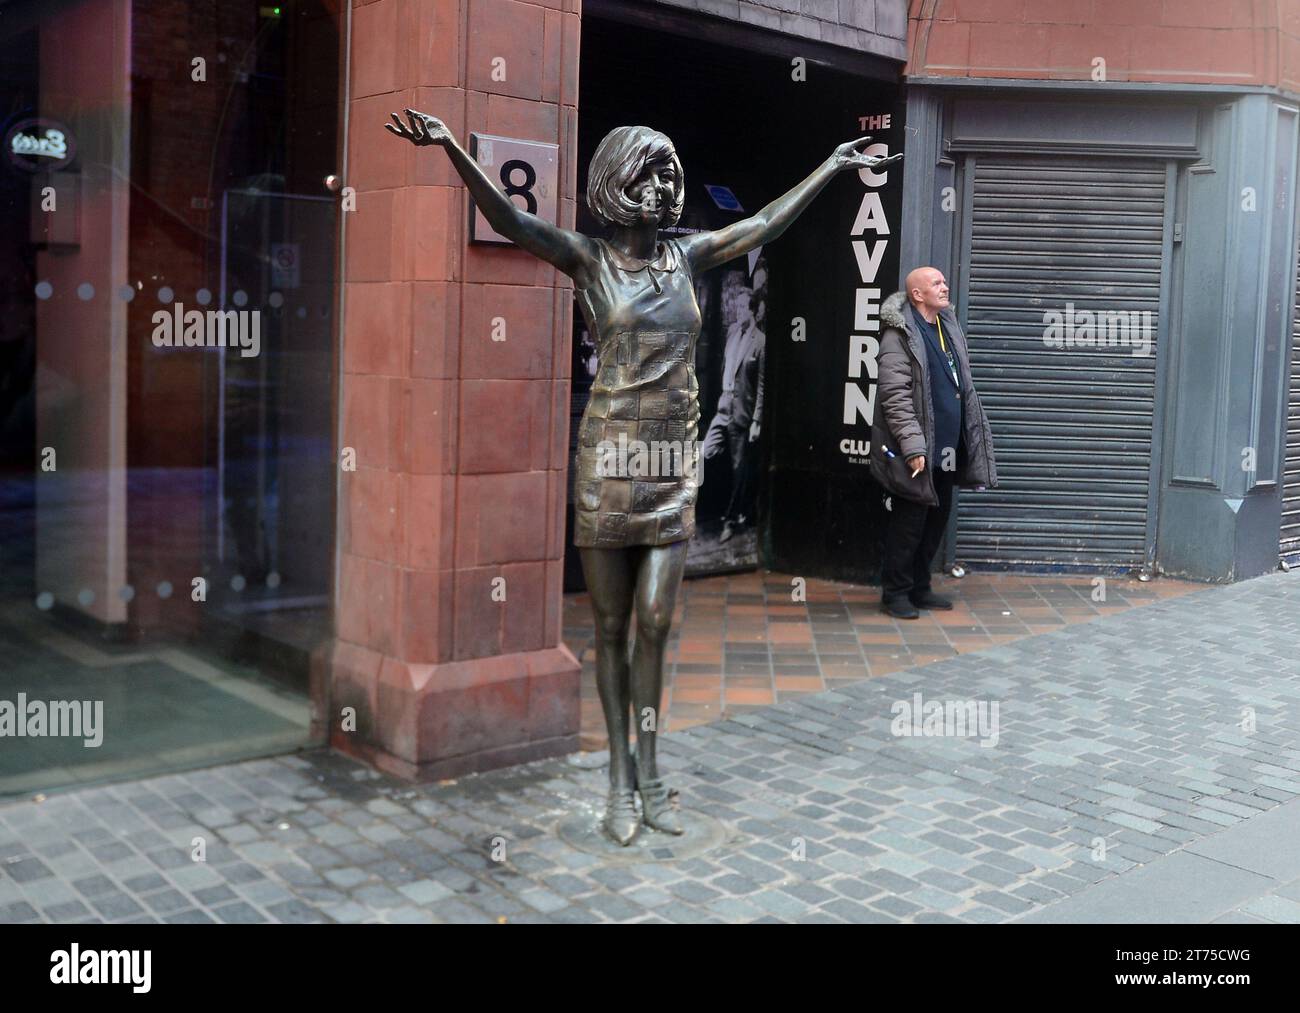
[5, 118, 76, 171]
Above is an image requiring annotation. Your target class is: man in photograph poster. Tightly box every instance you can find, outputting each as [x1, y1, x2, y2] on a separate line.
[703, 263, 766, 545]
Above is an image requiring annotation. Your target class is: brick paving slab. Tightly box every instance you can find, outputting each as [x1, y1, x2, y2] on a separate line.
[567, 569, 1201, 748]
[2, 571, 1298, 924]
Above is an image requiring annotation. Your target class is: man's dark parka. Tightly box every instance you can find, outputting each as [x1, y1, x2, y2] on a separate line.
[868, 290, 998, 506]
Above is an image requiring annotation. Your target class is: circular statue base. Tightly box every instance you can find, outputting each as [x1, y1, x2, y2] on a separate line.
[557, 807, 727, 863]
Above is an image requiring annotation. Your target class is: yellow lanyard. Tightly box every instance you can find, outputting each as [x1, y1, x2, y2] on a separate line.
[936, 316, 948, 355]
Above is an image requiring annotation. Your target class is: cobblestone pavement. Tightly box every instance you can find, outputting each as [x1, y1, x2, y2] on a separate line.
[566, 569, 1201, 749]
[2, 571, 1298, 925]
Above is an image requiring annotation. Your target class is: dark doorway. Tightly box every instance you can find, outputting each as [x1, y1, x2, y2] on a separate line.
[568, 10, 902, 589]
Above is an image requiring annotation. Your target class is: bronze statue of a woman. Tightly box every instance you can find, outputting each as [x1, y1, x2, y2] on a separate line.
[386, 108, 900, 845]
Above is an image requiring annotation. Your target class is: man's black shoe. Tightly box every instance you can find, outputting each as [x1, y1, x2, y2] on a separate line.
[882, 598, 920, 620]
[910, 591, 953, 611]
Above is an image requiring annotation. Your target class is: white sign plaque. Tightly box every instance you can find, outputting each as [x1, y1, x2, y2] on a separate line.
[468, 133, 559, 245]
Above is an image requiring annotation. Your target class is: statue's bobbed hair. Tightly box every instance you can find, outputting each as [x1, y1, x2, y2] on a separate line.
[586, 126, 685, 228]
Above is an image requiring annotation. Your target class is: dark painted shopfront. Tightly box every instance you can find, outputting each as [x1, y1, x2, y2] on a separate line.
[899, 85, 1300, 583]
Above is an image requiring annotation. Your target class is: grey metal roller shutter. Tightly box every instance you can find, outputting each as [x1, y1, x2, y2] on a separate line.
[1281, 251, 1300, 560]
[956, 156, 1166, 570]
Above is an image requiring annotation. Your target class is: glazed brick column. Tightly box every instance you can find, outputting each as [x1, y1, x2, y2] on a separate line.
[332, 0, 582, 779]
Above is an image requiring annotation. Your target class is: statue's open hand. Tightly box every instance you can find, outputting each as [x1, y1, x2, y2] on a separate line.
[830, 136, 904, 173]
[385, 108, 451, 147]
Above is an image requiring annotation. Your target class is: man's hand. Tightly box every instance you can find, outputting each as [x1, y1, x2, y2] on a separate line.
[907, 455, 926, 478]
[749, 421, 760, 443]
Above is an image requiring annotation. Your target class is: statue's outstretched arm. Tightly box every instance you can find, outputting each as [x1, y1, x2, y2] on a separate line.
[386, 108, 599, 285]
[679, 138, 902, 275]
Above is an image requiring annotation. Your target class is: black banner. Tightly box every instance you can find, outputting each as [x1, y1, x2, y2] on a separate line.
[0, 923, 1286, 999]
[764, 94, 906, 583]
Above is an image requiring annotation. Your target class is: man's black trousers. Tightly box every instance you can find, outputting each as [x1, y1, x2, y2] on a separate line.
[881, 469, 955, 604]
[724, 422, 755, 525]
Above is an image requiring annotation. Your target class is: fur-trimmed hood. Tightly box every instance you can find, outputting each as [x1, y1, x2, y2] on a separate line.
[881, 290, 910, 331]
[869, 287, 998, 501]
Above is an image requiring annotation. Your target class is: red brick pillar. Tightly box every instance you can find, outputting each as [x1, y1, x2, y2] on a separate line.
[331, 0, 582, 779]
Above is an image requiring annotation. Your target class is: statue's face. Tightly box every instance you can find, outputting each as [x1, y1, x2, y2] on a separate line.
[627, 155, 679, 225]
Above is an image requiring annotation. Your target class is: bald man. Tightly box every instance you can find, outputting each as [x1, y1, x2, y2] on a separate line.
[868, 268, 998, 619]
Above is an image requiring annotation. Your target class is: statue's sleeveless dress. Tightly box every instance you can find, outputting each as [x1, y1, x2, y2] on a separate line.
[573, 237, 702, 548]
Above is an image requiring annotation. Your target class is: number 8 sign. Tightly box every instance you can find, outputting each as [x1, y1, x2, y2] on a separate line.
[468, 133, 560, 244]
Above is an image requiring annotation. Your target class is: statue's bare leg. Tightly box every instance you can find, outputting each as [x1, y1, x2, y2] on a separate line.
[579, 546, 639, 844]
[630, 540, 689, 834]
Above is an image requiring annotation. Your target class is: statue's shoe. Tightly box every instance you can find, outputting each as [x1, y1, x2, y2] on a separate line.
[602, 789, 639, 846]
[637, 776, 684, 835]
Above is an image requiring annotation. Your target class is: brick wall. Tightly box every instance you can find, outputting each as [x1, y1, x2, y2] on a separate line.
[909, 0, 1300, 92]
[1282, 0, 1300, 96]
[333, 0, 581, 779]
